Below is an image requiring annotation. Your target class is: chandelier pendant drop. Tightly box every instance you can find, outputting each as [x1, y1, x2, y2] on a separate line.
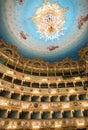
[30, 0, 68, 41]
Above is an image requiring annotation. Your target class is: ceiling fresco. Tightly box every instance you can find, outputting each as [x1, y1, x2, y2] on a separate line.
[0, 0, 88, 63]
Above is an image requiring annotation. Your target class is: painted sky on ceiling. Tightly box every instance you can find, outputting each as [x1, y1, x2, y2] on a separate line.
[0, 0, 88, 63]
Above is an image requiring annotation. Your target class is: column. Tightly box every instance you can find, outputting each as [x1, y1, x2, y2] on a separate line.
[9, 92, 12, 98]
[39, 111, 42, 119]
[5, 110, 9, 118]
[50, 111, 53, 119]
[67, 96, 69, 101]
[58, 96, 60, 101]
[76, 94, 79, 100]
[81, 110, 84, 117]
[71, 110, 73, 117]
[17, 111, 20, 119]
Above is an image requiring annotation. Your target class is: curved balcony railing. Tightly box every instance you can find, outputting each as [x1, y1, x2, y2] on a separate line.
[0, 63, 88, 88]
[0, 118, 88, 129]
[0, 79, 88, 96]
[0, 40, 87, 77]
[0, 96, 88, 112]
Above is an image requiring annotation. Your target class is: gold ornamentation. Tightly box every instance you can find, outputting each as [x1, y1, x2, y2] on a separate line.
[30, 0, 68, 40]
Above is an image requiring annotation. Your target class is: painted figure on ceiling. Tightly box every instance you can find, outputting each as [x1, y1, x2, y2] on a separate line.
[18, 0, 24, 5]
[78, 14, 88, 29]
[20, 31, 28, 40]
[47, 46, 59, 51]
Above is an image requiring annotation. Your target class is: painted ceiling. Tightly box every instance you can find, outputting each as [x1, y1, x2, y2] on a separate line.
[0, 0, 88, 63]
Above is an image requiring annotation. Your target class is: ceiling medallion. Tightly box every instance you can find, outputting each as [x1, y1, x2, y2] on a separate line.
[30, 0, 68, 41]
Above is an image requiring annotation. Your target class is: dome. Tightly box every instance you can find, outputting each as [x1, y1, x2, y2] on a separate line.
[0, 0, 88, 63]
[0, 1, 88, 130]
